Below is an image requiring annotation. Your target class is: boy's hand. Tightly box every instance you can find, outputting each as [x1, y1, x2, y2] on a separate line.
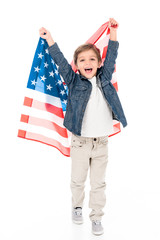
[108, 18, 119, 30]
[108, 18, 119, 41]
[39, 27, 55, 47]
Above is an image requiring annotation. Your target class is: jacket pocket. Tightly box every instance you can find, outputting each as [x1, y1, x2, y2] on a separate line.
[73, 85, 88, 100]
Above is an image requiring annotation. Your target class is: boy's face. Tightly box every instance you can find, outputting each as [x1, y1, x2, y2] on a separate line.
[76, 49, 101, 79]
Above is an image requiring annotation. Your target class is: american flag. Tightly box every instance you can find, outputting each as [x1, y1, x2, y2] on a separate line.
[18, 21, 120, 157]
[18, 37, 71, 156]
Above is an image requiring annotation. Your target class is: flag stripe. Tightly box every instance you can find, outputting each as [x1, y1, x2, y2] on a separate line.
[24, 97, 33, 107]
[111, 72, 117, 84]
[19, 122, 70, 147]
[21, 105, 64, 128]
[86, 22, 109, 45]
[18, 129, 26, 138]
[25, 88, 62, 108]
[20, 114, 68, 138]
[23, 97, 64, 118]
[109, 121, 121, 137]
[18, 130, 70, 157]
[112, 82, 118, 92]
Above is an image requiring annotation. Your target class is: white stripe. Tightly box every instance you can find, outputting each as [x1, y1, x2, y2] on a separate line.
[21, 105, 64, 128]
[25, 88, 62, 108]
[111, 72, 117, 84]
[113, 119, 119, 125]
[96, 33, 110, 51]
[19, 122, 70, 148]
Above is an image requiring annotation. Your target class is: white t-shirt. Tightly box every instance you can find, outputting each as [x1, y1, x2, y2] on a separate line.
[81, 76, 113, 137]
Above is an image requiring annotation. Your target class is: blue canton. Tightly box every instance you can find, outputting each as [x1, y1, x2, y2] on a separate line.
[27, 38, 68, 111]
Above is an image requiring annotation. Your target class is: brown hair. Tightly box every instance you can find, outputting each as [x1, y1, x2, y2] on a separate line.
[73, 43, 102, 65]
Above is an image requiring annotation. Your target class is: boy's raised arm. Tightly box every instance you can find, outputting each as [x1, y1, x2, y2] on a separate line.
[108, 18, 118, 41]
[101, 18, 119, 83]
[39, 27, 75, 86]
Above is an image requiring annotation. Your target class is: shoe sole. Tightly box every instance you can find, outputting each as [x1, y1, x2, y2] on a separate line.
[72, 219, 84, 224]
[92, 230, 104, 235]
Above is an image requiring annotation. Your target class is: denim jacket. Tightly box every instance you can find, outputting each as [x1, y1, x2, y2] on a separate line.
[48, 40, 127, 136]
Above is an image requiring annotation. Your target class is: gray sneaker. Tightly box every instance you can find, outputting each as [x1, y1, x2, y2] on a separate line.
[72, 207, 83, 224]
[92, 220, 104, 235]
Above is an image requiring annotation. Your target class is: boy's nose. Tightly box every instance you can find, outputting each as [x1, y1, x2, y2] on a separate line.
[85, 62, 91, 66]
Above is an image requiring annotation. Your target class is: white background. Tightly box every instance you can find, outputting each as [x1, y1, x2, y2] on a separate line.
[0, 0, 160, 239]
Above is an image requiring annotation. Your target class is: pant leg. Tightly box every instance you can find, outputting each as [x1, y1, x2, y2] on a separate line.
[89, 136, 109, 221]
[70, 134, 91, 208]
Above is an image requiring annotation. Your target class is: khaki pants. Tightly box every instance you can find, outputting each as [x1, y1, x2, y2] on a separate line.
[70, 133, 109, 221]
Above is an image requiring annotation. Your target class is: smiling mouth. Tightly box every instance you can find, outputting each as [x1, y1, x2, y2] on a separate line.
[85, 68, 93, 73]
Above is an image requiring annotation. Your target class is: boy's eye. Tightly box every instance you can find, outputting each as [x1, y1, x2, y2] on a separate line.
[91, 58, 96, 61]
[80, 59, 84, 62]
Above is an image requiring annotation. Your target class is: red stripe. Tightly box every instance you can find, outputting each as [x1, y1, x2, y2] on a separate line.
[20, 114, 68, 138]
[86, 22, 109, 45]
[109, 122, 121, 137]
[107, 27, 110, 35]
[24, 97, 33, 107]
[20, 114, 29, 123]
[23, 97, 64, 118]
[109, 129, 121, 137]
[18, 129, 26, 138]
[113, 82, 118, 92]
[19, 131, 70, 157]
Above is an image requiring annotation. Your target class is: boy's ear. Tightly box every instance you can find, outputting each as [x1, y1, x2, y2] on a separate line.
[75, 64, 80, 73]
[75, 64, 80, 71]
[98, 61, 102, 68]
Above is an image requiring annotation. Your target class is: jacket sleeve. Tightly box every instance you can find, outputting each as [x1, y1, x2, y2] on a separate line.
[102, 39, 119, 82]
[48, 43, 76, 86]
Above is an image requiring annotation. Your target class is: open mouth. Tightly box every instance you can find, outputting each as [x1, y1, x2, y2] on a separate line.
[85, 68, 93, 74]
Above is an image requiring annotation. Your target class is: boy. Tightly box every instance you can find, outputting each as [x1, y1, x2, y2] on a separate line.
[39, 18, 127, 235]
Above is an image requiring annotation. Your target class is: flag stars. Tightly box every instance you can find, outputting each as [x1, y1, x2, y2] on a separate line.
[45, 49, 49, 54]
[41, 40, 45, 45]
[62, 100, 67, 105]
[44, 62, 49, 68]
[38, 53, 44, 59]
[49, 71, 54, 77]
[31, 79, 37, 85]
[54, 69, 59, 75]
[34, 66, 40, 72]
[46, 84, 53, 91]
[57, 80, 62, 85]
[40, 75, 47, 82]
[60, 90, 65, 96]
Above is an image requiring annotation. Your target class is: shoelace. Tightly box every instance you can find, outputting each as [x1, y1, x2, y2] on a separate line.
[93, 220, 101, 225]
[74, 209, 82, 216]
[76, 211, 82, 216]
